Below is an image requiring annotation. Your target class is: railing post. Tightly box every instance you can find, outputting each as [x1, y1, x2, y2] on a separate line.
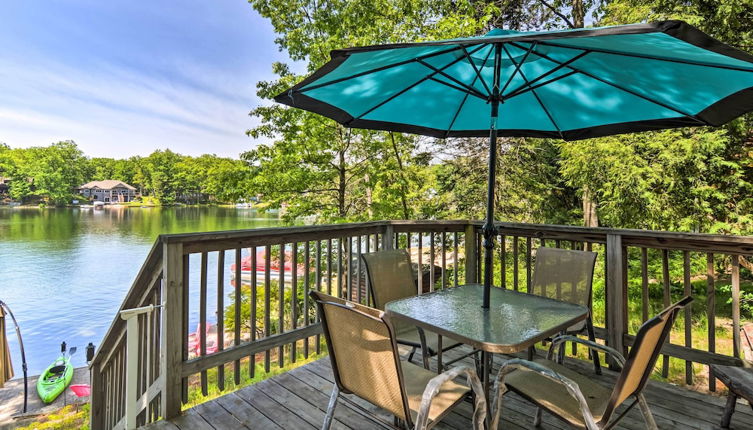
[382, 224, 394, 250]
[606, 234, 626, 369]
[161, 242, 184, 420]
[465, 224, 478, 284]
[120, 305, 160, 430]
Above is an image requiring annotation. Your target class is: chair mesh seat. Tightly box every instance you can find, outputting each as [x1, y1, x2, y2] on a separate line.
[403, 361, 470, 423]
[504, 358, 611, 428]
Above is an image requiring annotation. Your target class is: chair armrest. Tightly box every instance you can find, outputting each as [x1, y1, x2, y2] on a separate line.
[414, 365, 486, 430]
[492, 358, 600, 430]
[548, 335, 626, 368]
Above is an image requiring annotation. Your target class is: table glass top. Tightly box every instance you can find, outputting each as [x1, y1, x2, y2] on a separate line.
[384, 284, 588, 353]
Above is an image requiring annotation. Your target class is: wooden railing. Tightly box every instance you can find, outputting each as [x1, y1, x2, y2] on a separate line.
[89, 220, 753, 428]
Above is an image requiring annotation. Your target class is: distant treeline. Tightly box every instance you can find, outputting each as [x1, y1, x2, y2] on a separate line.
[0, 141, 254, 205]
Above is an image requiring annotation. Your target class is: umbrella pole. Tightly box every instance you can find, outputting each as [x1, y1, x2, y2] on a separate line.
[482, 100, 500, 309]
[482, 44, 502, 309]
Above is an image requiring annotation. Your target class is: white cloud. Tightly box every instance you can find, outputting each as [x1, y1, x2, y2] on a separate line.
[0, 52, 275, 157]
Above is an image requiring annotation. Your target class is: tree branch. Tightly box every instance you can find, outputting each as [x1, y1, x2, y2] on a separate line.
[539, 0, 575, 29]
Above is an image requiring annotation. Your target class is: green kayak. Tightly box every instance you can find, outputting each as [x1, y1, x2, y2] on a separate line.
[37, 356, 73, 404]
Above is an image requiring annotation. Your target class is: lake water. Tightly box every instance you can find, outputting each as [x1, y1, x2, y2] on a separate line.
[0, 206, 280, 375]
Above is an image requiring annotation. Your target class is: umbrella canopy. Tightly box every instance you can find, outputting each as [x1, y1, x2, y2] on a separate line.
[275, 20, 753, 307]
[0, 306, 13, 388]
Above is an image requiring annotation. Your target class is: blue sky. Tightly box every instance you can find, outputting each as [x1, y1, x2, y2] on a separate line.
[0, 0, 294, 158]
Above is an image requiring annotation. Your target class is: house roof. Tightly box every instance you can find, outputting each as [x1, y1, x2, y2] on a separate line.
[79, 180, 136, 190]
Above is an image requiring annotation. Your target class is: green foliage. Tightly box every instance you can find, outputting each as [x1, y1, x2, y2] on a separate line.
[3, 141, 88, 205]
[16, 403, 90, 430]
[559, 128, 753, 232]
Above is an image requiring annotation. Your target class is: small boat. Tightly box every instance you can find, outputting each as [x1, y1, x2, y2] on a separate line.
[187, 323, 220, 357]
[92, 201, 104, 209]
[37, 355, 74, 404]
[230, 248, 306, 287]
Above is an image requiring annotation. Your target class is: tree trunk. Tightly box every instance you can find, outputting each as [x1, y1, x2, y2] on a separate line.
[570, 0, 597, 226]
[582, 186, 599, 227]
[572, 0, 584, 28]
[338, 149, 346, 218]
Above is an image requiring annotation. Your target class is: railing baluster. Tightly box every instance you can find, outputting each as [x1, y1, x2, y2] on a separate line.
[441, 232, 447, 290]
[337, 238, 343, 300]
[429, 232, 435, 292]
[235, 248, 242, 384]
[346, 237, 352, 301]
[500, 234, 506, 289]
[418, 232, 423, 295]
[303, 241, 311, 358]
[661, 248, 671, 378]
[454, 231, 459, 287]
[641, 247, 649, 322]
[216, 250, 225, 391]
[264, 245, 271, 372]
[250, 247, 257, 378]
[199, 251, 208, 396]
[326, 239, 333, 296]
[707, 253, 715, 391]
[278, 243, 286, 368]
[683, 250, 693, 385]
[732, 254, 741, 359]
[315, 241, 322, 354]
[365, 234, 371, 302]
[526, 237, 532, 293]
[357, 236, 363, 302]
[290, 242, 298, 363]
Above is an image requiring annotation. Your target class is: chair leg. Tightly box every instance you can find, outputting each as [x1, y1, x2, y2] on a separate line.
[323, 386, 340, 430]
[637, 394, 658, 430]
[721, 393, 738, 428]
[408, 346, 417, 363]
[586, 318, 602, 375]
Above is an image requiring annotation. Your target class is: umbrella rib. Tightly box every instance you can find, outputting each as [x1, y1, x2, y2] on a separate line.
[299, 45, 469, 93]
[504, 70, 578, 101]
[461, 45, 493, 96]
[509, 42, 708, 124]
[501, 51, 589, 100]
[499, 42, 536, 96]
[427, 77, 487, 100]
[445, 44, 496, 137]
[502, 44, 565, 139]
[538, 41, 753, 73]
[351, 44, 488, 122]
[417, 59, 489, 99]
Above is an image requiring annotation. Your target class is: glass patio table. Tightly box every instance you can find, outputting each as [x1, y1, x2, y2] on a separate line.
[384, 283, 589, 416]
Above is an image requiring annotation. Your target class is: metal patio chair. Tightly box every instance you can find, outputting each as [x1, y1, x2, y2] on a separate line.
[492, 296, 693, 430]
[530, 247, 600, 372]
[361, 250, 467, 370]
[311, 291, 486, 430]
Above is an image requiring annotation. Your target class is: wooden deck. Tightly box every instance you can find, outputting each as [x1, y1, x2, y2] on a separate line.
[142, 347, 753, 430]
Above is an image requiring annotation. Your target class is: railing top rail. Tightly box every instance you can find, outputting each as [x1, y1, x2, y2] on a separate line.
[483, 221, 753, 254]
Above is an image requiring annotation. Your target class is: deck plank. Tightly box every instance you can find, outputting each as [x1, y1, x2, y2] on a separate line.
[214, 392, 282, 430]
[143, 347, 753, 430]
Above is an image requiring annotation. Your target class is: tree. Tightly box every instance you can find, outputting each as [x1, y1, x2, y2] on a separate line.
[7, 141, 89, 204]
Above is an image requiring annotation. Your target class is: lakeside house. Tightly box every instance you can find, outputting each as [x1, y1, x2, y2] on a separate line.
[78, 180, 137, 203]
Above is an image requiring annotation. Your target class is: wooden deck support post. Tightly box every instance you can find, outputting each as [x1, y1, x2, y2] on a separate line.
[606, 234, 626, 369]
[161, 242, 184, 420]
[465, 224, 478, 284]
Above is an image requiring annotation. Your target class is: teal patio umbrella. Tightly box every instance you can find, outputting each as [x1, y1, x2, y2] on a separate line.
[275, 20, 753, 308]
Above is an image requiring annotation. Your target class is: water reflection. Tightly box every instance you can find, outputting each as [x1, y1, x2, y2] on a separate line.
[0, 206, 279, 374]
